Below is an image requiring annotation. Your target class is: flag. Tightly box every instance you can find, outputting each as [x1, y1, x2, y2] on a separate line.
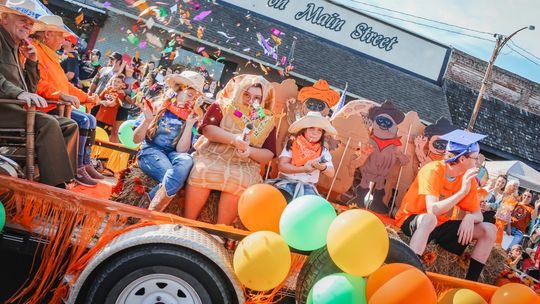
[331, 82, 348, 119]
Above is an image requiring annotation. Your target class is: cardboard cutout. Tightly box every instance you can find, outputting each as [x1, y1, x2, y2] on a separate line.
[264, 79, 298, 179]
[382, 111, 425, 213]
[344, 101, 410, 214]
[318, 100, 378, 201]
[414, 117, 458, 169]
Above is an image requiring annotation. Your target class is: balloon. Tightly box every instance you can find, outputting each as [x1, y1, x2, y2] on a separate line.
[95, 127, 109, 142]
[0, 202, 5, 232]
[490, 283, 540, 304]
[118, 120, 139, 149]
[279, 195, 336, 250]
[238, 184, 287, 233]
[309, 273, 367, 304]
[326, 209, 388, 276]
[439, 288, 487, 304]
[366, 263, 437, 304]
[233, 231, 291, 291]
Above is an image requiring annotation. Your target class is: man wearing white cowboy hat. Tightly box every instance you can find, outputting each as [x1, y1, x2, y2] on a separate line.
[32, 14, 104, 186]
[0, 0, 79, 188]
[267, 111, 336, 200]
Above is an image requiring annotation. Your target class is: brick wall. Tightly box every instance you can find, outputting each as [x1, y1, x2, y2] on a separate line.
[446, 49, 540, 115]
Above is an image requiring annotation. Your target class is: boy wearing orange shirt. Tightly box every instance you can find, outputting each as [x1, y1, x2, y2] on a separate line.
[395, 130, 497, 281]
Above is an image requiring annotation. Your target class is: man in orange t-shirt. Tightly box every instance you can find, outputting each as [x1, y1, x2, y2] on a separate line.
[395, 129, 496, 281]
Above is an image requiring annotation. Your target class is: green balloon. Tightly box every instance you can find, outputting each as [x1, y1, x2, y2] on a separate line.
[279, 195, 336, 250]
[0, 202, 5, 232]
[310, 273, 366, 304]
[118, 120, 139, 149]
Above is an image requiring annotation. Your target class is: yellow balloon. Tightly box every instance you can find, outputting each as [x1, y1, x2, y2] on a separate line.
[327, 209, 389, 276]
[95, 127, 109, 141]
[233, 231, 291, 291]
[439, 288, 487, 304]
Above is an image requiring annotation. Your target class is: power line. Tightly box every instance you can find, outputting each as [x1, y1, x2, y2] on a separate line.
[343, 0, 496, 35]
[509, 40, 540, 62]
[344, 5, 496, 42]
[506, 44, 540, 68]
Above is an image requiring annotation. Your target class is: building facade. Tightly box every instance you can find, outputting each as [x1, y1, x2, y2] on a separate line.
[49, 0, 540, 170]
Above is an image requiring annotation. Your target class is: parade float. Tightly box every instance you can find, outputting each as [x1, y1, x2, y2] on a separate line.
[0, 79, 539, 304]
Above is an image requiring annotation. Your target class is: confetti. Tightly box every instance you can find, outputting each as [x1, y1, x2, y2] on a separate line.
[138, 41, 147, 48]
[188, 1, 201, 10]
[191, 127, 198, 135]
[201, 51, 209, 58]
[146, 33, 164, 48]
[217, 31, 235, 40]
[103, 1, 111, 8]
[271, 28, 284, 36]
[259, 63, 269, 75]
[127, 34, 139, 45]
[256, 32, 277, 59]
[163, 46, 173, 53]
[75, 13, 84, 25]
[134, 50, 139, 61]
[234, 110, 243, 118]
[197, 26, 204, 39]
[159, 7, 168, 17]
[145, 17, 155, 29]
[216, 56, 225, 62]
[280, 56, 287, 66]
[196, 47, 205, 53]
[193, 10, 211, 21]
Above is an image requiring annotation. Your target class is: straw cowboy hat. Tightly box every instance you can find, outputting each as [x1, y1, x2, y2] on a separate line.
[32, 15, 70, 34]
[0, 0, 41, 20]
[164, 70, 205, 94]
[289, 111, 337, 136]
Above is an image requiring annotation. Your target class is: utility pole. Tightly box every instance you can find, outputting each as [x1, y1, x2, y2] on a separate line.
[467, 25, 535, 131]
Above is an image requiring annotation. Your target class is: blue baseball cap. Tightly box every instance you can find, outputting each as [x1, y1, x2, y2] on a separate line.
[441, 129, 487, 163]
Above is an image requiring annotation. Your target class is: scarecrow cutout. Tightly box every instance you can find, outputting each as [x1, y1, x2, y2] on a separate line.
[415, 117, 458, 169]
[285, 79, 339, 123]
[344, 101, 411, 214]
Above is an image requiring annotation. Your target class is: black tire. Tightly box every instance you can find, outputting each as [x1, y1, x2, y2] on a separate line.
[295, 234, 424, 304]
[77, 244, 237, 304]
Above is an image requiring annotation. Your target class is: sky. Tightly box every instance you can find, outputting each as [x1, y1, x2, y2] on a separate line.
[335, 0, 540, 83]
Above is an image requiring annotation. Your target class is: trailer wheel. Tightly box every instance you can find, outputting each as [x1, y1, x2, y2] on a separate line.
[78, 244, 236, 304]
[295, 234, 424, 304]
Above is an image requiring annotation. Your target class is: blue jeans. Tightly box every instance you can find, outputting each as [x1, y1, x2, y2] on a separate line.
[70, 110, 96, 166]
[509, 226, 524, 249]
[138, 146, 193, 199]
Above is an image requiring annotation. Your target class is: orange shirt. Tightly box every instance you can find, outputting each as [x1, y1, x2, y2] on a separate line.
[395, 161, 480, 227]
[511, 204, 534, 233]
[33, 41, 88, 112]
[95, 87, 125, 126]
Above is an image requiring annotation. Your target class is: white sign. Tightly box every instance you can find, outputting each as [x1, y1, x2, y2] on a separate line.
[220, 0, 450, 83]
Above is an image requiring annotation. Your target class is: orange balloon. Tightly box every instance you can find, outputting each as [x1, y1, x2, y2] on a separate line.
[366, 263, 437, 304]
[238, 184, 287, 233]
[490, 283, 540, 304]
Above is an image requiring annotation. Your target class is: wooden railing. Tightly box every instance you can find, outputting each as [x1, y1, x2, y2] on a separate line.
[0, 99, 71, 180]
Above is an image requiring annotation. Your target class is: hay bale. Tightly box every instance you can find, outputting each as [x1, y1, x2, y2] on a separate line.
[112, 166, 245, 229]
[398, 231, 507, 284]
